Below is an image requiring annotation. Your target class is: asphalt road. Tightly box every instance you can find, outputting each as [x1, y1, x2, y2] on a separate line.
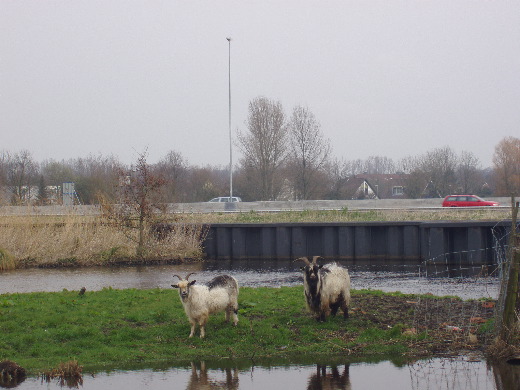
[0, 197, 511, 215]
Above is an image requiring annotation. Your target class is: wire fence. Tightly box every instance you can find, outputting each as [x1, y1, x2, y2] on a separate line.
[408, 357, 496, 390]
[403, 219, 519, 356]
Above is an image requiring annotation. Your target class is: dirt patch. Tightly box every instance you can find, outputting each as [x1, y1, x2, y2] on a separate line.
[348, 293, 498, 357]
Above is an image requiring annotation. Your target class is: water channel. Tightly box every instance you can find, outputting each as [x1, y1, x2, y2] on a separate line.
[0, 260, 500, 300]
[1, 260, 515, 389]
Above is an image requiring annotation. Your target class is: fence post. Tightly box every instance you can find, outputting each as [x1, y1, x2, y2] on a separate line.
[499, 196, 520, 342]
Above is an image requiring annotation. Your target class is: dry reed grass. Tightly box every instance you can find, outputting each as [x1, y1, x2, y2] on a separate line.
[0, 248, 15, 271]
[40, 360, 83, 387]
[0, 214, 206, 268]
[486, 338, 520, 361]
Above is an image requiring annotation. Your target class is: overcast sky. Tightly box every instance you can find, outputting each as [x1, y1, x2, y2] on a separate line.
[1, 1, 519, 169]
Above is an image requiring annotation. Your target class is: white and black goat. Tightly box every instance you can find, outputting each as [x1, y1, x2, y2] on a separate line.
[171, 273, 239, 338]
[295, 256, 351, 322]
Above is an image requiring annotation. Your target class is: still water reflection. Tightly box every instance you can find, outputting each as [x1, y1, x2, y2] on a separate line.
[0, 260, 499, 300]
[8, 357, 519, 390]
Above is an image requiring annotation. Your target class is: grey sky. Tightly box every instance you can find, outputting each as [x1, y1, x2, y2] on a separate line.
[1, 1, 519, 169]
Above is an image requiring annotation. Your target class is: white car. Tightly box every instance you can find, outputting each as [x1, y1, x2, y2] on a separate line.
[208, 196, 242, 203]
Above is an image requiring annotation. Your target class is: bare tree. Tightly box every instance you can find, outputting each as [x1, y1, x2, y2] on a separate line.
[104, 150, 166, 258]
[237, 97, 288, 200]
[41, 159, 75, 187]
[419, 146, 458, 197]
[493, 136, 520, 196]
[7, 150, 38, 205]
[342, 159, 364, 176]
[72, 154, 122, 204]
[456, 151, 481, 194]
[339, 156, 396, 177]
[186, 165, 229, 202]
[287, 105, 331, 199]
[364, 156, 395, 175]
[322, 158, 347, 199]
[395, 156, 417, 175]
[404, 169, 429, 199]
[156, 150, 189, 202]
[0, 151, 9, 204]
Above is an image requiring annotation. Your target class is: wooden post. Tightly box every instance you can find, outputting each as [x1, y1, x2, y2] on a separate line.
[499, 195, 520, 342]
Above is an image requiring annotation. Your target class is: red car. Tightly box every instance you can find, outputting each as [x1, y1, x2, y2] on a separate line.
[442, 195, 500, 207]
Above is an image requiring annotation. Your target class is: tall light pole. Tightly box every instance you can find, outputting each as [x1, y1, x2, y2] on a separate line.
[227, 37, 233, 200]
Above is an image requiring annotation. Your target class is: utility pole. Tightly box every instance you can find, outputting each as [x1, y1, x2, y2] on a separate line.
[226, 37, 233, 200]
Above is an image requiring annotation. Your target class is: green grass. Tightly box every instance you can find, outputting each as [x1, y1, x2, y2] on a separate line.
[176, 207, 511, 224]
[0, 287, 493, 373]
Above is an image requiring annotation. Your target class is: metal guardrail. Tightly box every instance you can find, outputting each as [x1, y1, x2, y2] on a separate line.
[0, 197, 511, 216]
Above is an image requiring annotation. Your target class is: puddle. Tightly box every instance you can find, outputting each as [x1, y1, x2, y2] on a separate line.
[7, 357, 518, 390]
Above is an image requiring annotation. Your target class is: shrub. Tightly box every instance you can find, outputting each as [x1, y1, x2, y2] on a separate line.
[0, 248, 15, 271]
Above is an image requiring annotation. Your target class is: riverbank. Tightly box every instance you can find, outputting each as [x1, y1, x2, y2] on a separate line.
[0, 286, 503, 373]
[0, 214, 205, 270]
[0, 206, 513, 270]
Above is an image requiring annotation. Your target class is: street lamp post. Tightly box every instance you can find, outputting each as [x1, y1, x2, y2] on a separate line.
[226, 37, 233, 200]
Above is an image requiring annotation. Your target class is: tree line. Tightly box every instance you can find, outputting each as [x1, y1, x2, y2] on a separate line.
[1, 97, 519, 205]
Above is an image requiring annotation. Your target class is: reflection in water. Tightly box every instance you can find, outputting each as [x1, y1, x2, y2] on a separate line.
[0, 375, 25, 389]
[0, 360, 26, 389]
[492, 360, 520, 390]
[407, 357, 520, 390]
[307, 365, 351, 390]
[187, 362, 239, 390]
[7, 357, 520, 390]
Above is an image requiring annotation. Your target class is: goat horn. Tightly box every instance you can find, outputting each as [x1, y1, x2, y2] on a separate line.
[294, 256, 311, 265]
[185, 272, 196, 281]
[172, 274, 183, 281]
[312, 256, 323, 264]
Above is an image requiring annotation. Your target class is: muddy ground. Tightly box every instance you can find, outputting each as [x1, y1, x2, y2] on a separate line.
[342, 293, 503, 358]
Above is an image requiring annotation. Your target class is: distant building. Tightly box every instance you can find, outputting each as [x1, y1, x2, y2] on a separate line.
[0, 184, 72, 206]
[337, 177, 378, 200]
[354, 174, 408, 199]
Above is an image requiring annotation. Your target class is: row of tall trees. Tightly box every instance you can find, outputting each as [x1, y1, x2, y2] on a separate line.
[237, 97, 331, 201]
[233, 97, 518, 201]
[0, 97, 518, 205]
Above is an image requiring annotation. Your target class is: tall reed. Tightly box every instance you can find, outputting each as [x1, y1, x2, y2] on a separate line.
[0, 215, 205, 268]
[0, 248, 15, 271]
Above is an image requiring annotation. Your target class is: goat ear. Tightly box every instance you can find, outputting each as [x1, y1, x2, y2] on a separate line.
[300, 266, 305, 271]
[318, 265, 324, 269]
[171, 284, 179, 289]
[189, 280, 196, 286]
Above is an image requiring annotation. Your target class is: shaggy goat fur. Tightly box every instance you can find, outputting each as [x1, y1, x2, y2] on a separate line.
[296, 256, 351, 321]
[172, 273, 239, 338]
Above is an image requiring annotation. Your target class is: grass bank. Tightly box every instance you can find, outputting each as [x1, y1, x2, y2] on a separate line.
[178, 207, 512, 224]
[0, 286, 497, 373]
